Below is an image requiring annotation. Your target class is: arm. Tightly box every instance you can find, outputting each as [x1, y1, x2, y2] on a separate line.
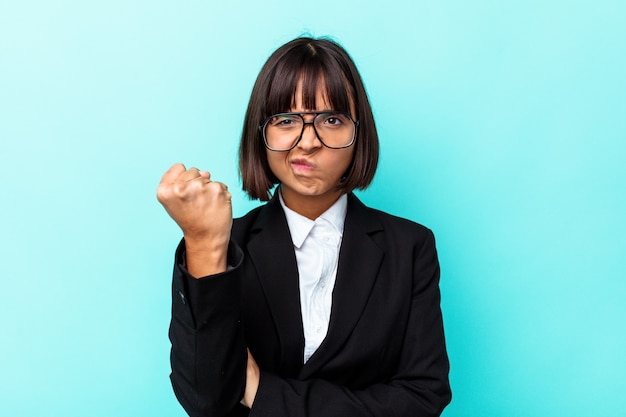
[158, 164, 248, 416]
[169, 240, 248, 417]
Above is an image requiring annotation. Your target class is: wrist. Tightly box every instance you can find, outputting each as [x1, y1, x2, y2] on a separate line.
[184, 236, 230, 278]
[242, 362, 260, 408]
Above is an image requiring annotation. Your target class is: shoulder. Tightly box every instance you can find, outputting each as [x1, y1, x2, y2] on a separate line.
[231, 204, 265, 242]
[231, 197, 285, 244]
[347, 194, 435, 244]
[234, 204, 266, 226]
[348, 195, 440, 292]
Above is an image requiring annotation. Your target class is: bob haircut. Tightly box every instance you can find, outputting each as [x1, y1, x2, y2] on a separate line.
[239, 37, 379, 201]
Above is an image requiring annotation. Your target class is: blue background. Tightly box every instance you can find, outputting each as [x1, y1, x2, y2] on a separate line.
[1, 1, 624, 416]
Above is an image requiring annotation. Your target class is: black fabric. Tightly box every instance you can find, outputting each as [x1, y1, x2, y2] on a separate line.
[169, 194, 451, 416]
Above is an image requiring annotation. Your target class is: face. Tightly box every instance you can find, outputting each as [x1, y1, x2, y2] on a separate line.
[266, 80, 356, 217]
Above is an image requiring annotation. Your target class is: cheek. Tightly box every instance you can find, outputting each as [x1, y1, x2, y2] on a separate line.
[266, 151, 286, 175]
[333, 149, 355, 172]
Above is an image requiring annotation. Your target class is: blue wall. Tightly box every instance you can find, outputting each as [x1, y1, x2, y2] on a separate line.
[1, 1, 624, 415]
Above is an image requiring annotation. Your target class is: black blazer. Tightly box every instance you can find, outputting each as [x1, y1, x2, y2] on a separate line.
[169, 194, 451, 417]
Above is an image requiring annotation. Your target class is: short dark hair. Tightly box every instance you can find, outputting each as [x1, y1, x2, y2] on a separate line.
[239, 37, 379, 201]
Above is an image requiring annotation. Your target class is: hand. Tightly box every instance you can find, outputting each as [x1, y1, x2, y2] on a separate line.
[157, 163, 233, 276]
[241, 349, 260, 408]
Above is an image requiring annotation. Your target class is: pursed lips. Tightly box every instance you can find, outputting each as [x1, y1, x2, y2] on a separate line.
[290, 158, 314, 171]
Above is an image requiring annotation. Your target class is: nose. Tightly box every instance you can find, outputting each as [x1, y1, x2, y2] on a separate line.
[297, 122, 322, 151]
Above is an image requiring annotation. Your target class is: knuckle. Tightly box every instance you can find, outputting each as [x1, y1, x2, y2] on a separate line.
[156, 184, 171, 202]
[205, 181, 222, 193]
[172, 182, 190, 197]
[171, 183, 182, 195]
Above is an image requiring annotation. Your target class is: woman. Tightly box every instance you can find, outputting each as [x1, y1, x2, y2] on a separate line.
[157, 37, 451, 417]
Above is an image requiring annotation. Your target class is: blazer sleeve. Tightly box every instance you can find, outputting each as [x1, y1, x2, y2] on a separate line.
[248, 229, 451, 417]
[169, 239, 248, 417]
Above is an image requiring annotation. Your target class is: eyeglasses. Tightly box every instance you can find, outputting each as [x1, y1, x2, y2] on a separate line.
[259, 111, 359, 152]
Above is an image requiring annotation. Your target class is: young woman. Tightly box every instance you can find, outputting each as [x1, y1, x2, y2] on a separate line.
[157, 37, 451, 417]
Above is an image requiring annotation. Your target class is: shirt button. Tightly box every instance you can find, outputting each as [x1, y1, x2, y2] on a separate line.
[315, 326, 322, 333]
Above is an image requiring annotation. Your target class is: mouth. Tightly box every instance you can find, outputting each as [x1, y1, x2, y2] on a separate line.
[290, 158, 314, 171]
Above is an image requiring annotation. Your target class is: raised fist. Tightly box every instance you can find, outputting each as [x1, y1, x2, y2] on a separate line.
[157, 163, 233, 276]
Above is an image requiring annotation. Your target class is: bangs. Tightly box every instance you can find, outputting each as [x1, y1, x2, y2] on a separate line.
[263, 46, 355, 118]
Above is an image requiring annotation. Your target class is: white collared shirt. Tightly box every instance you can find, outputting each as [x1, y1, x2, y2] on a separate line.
[279, 192, 348, 363]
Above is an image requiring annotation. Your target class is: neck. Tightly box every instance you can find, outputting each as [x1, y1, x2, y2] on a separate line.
[280, 187, 344, 220]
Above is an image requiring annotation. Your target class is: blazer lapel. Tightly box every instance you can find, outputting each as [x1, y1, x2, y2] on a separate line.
[246, 197, 305, 374]
[300, 194, 384, 377]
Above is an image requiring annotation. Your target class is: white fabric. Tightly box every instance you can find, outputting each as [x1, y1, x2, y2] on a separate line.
[279, 192, 347, 363]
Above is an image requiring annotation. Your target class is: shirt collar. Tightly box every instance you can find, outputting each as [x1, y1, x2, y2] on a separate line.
[279, 191, 348, 249]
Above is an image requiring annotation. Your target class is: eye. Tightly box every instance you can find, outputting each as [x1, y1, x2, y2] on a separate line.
[270, 115, 299, 127]
[320, 113, 348, 127]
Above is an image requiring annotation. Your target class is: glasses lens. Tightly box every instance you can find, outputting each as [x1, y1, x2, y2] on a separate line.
[264, 112, 355, 151]
[314, 112, 355, 148]
[264, 114, 303, 151]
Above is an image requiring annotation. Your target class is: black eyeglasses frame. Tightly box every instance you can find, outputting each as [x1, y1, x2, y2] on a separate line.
[259, 111, 359, 152]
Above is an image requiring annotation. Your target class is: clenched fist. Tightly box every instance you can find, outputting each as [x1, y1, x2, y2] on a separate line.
[157, 163, 233, 277]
